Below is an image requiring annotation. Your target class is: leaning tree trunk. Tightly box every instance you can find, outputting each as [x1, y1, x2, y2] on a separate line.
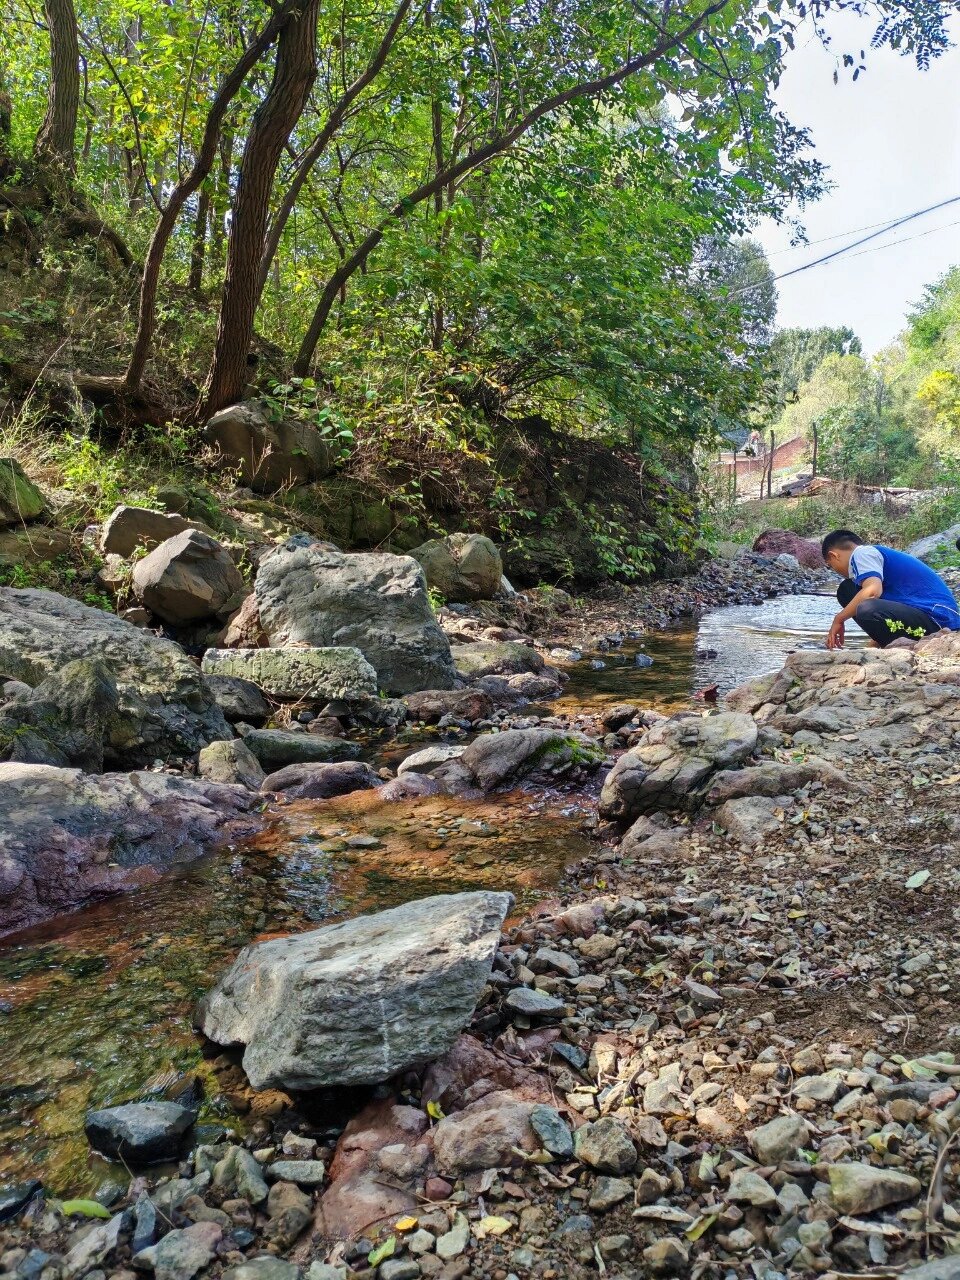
[199, 0, 320, 418]
[0, 71, 12, 174]
[189, 185, 211, 292]
[34, 0, 80, 175]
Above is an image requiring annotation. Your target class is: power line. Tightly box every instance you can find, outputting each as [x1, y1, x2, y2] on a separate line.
[767, 210, 940, 255]
[841, 216, 960, 262]
[771, 193, 960, 284]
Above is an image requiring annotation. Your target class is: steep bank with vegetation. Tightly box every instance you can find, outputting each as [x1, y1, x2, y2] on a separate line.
[0, 0, 831, 589]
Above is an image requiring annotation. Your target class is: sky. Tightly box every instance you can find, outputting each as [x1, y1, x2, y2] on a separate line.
[754, 13, 960, 355]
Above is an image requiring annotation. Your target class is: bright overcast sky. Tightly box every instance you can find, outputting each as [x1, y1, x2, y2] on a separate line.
[754, 14, 960, 355]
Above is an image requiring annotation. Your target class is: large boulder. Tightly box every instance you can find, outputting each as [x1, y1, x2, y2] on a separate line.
[254, 537, 456, 695]
[260, 760, 380, 800]
[752, 528, 824, 569]
[0, 763, 256, 935]
[203, 674, 271, 724]
[0, 458, 46, 526]
[403, 688, 494, 724]
[451, 641, 545, 680]
[599, 712, 758, 822]
[85, 1101, 196, 1164]
[410, 533, 503, 603]
[196, 890, 512, 1090]
[204, 402, 333, 494]
[241, 728, 361, 770]
[198, 738, 266, 790]
[133, 530, 245, 625]
[100, 505, 199, 557]
[201, 646, 377, 703]
[0, 588, 230, 763]
[0, 657, 134, 770]
[461, 728, 605, 791]
[907, 522, 960, 563]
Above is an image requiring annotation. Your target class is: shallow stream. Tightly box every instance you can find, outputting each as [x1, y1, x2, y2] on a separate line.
[0, 591, 858, 1193]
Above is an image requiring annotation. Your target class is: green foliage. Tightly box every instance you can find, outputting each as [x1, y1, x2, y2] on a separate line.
[767, 326, 863, 410]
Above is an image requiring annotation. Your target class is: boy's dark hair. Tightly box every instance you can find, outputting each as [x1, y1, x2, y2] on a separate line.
[821, 529, 863, 557]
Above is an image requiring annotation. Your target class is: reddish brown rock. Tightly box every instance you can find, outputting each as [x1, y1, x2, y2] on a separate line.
[222, 594, 268, 649]
[317, 1100, 429, 1240]
[752, 528, 824, 569]
[402, 689, 495, 723]
[422, 1034, 554, 1112]
[432, 1091, 538, 1176]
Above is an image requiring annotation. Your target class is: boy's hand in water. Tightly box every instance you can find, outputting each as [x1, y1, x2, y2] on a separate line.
[826, 615, 845, 650]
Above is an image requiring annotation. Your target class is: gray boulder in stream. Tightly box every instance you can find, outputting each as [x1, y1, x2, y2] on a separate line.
[599, 711, 758, 822]
[0, 588, 230, 765]
[254, 537, 456, 695]
[196, 891, 513, 1090]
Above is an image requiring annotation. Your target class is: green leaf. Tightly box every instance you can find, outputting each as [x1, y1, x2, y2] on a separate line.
[905, 869, 930, 890]
[367, 1236, 396, 1266]
[59, 1199, 112, 1219]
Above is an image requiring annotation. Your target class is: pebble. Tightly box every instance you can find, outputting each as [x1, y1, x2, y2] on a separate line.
[573, 1117, 637, 1174]
[265, 1160, 326, 1187]
[502, 988, 565, 1018]
[529, 1105, 574, 1157]
[748, 1113, 810, 1164]
[827, 1162, 922, 1214]
[587, 1176, 633, 1211]
[436, 1213, 470, 1261]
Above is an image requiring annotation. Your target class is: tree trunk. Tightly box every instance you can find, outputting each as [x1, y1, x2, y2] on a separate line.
[189, 185, 211, 292]
[35, 0, 80, 175]
[211, 129, 234, 271]
[123, 0, 304, 393]
[0, 70, 12, 173]
[199, 0, 320, 417]
[256, 0, 413, 298]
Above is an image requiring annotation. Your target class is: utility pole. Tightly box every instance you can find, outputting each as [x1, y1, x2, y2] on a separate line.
[812, 425, 819, 479]
[767, 430, 775, 498]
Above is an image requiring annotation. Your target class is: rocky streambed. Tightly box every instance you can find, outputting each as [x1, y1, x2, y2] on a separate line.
[3, 541, 959, 1280]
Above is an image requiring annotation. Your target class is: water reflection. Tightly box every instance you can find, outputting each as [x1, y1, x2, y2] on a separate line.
[0, 789, 595, 1193]
[558, 592, 863, 712]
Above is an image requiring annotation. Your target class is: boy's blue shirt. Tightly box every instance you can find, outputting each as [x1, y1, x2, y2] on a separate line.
[850, 544, 960, 630]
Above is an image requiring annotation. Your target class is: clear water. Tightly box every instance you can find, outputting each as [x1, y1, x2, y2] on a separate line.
[0, 593, 853, 1195]
[557, 592, 863, 712]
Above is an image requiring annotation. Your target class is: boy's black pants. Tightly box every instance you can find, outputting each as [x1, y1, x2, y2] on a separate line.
[836, 580, 940, 646]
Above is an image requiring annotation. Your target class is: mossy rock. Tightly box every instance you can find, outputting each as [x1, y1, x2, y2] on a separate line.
[0, 458, 47, 526]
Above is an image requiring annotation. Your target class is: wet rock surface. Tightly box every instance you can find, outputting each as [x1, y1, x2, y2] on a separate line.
[0, 763, 257, 934]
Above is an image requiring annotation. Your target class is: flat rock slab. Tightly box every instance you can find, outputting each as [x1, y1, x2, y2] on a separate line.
[0, 763, 256, 935]
[202, 646, 377, 702]
[85, 1101, 196, 1164]
[196, 890, 513, 1090]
